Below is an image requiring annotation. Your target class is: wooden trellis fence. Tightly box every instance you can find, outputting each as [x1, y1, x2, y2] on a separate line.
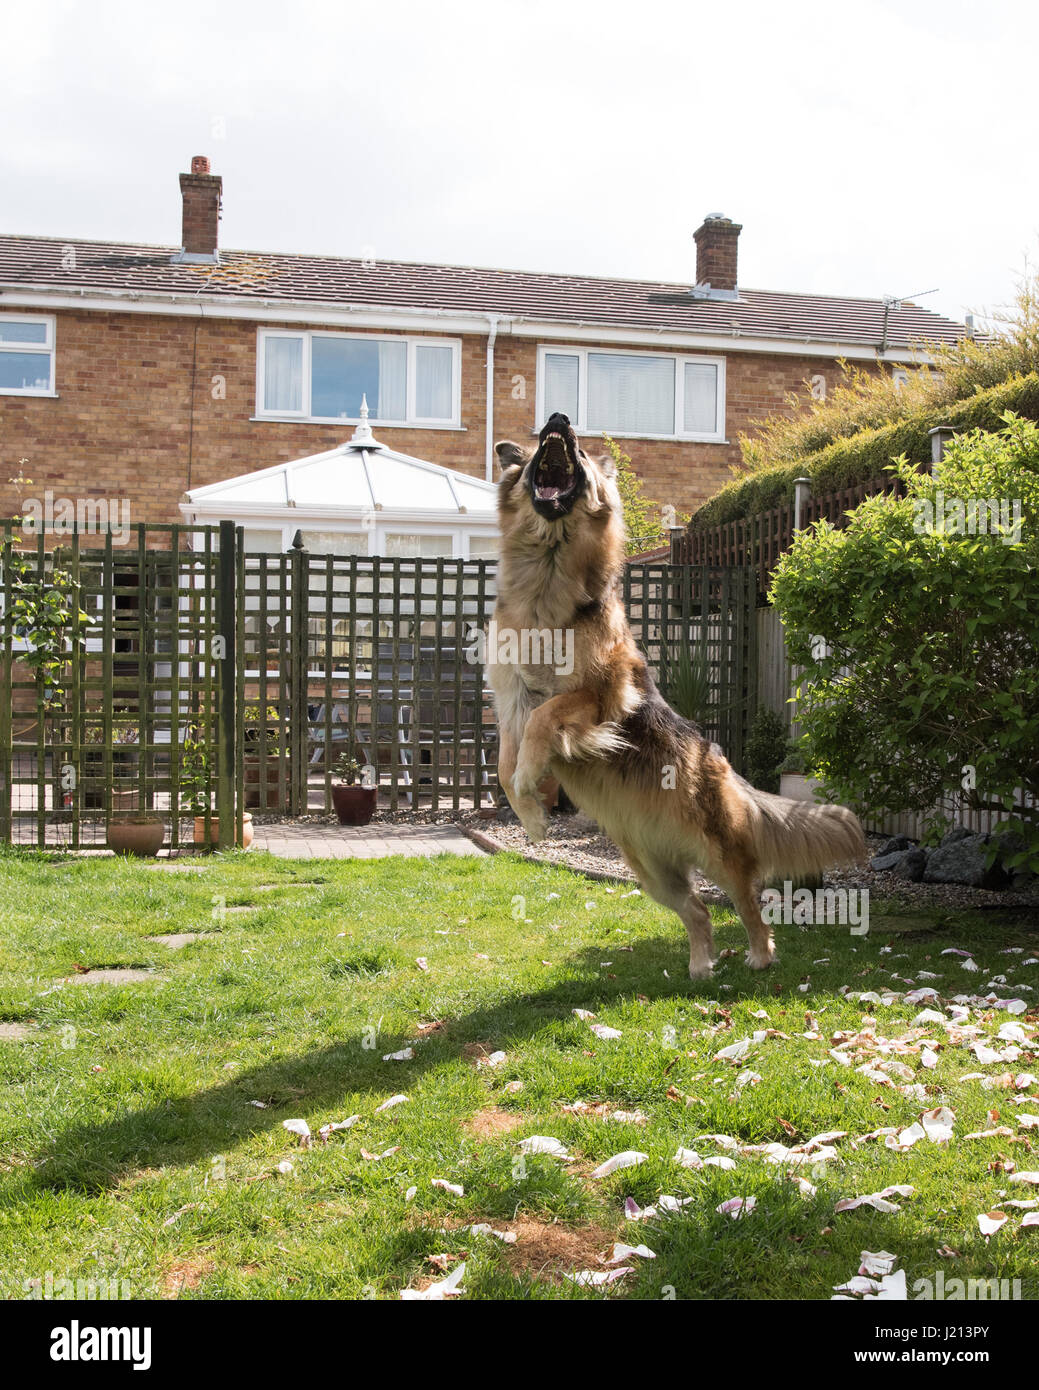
[0, 520, 757, 846]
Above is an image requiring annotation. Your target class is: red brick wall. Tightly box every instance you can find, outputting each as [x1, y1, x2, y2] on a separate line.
[0, 306, 857, 527]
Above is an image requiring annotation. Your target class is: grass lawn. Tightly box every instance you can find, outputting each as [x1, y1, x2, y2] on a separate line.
[0, 846, 1036, 1301]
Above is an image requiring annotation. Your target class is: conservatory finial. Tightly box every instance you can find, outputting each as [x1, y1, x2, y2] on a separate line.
[349, 395, 375, 445]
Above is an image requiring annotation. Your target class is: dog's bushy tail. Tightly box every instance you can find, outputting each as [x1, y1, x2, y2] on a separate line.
[740, 782, 866, 882]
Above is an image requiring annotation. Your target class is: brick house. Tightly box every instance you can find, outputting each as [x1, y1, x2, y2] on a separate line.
[0, 156, 967, 547]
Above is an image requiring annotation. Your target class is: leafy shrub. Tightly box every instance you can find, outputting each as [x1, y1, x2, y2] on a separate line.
[743, 706, 789, 793]
[691, 373, 1039, 529]
[769, 414, 1039, 871]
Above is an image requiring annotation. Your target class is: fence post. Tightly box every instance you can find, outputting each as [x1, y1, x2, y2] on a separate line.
[929, 424, 955, 477]
[216, 520, 238, 849]
[289, 530, 309, 816]
[793, 476, 811, 532]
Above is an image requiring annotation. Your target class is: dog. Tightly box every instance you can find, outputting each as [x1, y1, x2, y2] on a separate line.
[489, 412, 866, 979]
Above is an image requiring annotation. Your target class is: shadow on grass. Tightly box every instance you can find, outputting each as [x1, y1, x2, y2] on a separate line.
[32, 934, 789, 1195]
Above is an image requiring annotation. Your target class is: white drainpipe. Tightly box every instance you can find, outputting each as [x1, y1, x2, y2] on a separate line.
[485, 314, 500, 482]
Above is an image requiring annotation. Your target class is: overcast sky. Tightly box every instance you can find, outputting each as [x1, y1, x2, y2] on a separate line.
[3, 0, 1036, 326]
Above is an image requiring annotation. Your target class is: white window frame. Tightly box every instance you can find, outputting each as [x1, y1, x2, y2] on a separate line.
[0, 313, 56, 397]
[535, 343, 726, 443]
[255, 329, 462, 428]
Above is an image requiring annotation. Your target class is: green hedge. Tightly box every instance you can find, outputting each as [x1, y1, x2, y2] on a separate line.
[690, 373, 1039, 530]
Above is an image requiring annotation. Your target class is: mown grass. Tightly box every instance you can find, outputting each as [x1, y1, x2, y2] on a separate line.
[0, 846, 1036, 1301]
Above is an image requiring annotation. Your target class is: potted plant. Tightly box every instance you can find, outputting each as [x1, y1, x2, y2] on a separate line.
[181, 732, 253, 848]
[331, 754, 378, 826]
[778, 744, 824, 803]
[242, 703, 284, 810]
[107, 812, 165, 858]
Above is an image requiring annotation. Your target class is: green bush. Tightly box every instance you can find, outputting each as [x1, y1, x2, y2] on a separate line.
[743, 706, 789, 793]
[691, 373, 1039, 530]
[769, 413, 1039, 871]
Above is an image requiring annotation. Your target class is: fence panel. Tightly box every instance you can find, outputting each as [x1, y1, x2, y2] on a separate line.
[623, 563, 756, 772]
[0, 522, 234, 850]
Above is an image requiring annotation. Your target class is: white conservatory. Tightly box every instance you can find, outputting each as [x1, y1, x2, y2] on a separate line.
[179, 402, 500, 558]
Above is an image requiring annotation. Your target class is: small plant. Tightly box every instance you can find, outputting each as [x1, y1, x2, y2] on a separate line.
[744, 707, 789, 792]
[658, 642, 712, 725]
[0, 538, 90, 709]
[179, 732, 211, 815]
[334, 753, 365, 786]
[243, 704, 281, 749]
[777, 743, 807, 776]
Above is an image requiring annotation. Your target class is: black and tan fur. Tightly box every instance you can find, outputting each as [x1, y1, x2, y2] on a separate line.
[490, 413, 865, 979]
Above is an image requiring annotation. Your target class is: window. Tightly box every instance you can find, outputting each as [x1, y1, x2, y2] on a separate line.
[300, 530, 369, 556]
[0, 315, 55, 396]
[467, 535, 499, 559]
[538, 345, 725, 441]
[257, 331, 460, 426]
[384, 532, 454, 558]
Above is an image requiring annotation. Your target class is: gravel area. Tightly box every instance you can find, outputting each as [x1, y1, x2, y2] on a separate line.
[248, 806, 1039, 915]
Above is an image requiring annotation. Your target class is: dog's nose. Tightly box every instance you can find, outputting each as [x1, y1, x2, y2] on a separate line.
[545, 412, 570, 428]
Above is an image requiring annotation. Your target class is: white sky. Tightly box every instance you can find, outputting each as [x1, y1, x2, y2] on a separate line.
[2, 0, 1037, 326]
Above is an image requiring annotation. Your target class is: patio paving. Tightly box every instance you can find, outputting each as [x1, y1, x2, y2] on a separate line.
[249, 822, 485, 860]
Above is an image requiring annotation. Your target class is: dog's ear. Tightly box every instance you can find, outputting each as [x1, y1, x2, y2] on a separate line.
[495, 441, 529, 472]
[594, 452, 616, 479]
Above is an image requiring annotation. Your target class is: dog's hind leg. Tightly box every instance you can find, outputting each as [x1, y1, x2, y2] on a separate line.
[630, 856, 716, 980]
[714, 866, 775, 971]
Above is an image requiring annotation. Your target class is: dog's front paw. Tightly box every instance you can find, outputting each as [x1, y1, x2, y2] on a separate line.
[515, 799, 549, 844]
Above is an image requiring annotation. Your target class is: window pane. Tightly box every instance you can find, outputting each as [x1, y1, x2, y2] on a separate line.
[300, 530, 369, 555]
[242, 528, 284, 552]
[263, 337, 303, 413]
[312, 338, 406, 420]
[468, 535, 499, 558]
[587, 353, 674, 435]
[385, 532, 454, 558]
[543, 353, 579, 421]
[415, 345, 453, 419]
[683, 361, 719, 434]
[0, 320, 48, 344]
[0, 352, 51, 391]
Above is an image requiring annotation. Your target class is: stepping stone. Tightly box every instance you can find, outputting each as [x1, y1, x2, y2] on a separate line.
[147, 933, 200, 950]
[0, 1022, 34, 1041]
[62, 968, 161, 985]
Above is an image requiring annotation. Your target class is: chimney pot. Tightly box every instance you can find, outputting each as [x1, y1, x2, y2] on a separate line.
[176, 156, 222, 263]
[693, 214, 742, 292]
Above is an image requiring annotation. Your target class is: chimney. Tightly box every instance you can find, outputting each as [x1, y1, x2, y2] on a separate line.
[174, 155, 222, 264]
[693, 213, 741, 293]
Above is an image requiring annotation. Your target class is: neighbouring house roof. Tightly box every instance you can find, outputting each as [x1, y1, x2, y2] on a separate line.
[181, 406, 498, 522]
[0, 234, 966, 351]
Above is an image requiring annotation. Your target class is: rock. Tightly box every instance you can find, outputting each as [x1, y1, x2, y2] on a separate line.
[871, 850, 909, 872]
[940, 826, 973, 848]
[877, 834, 914, 856]
[892, 847, 928, 882]
[1011, 869, 1036, 893]
[924, 833, 1007, 889]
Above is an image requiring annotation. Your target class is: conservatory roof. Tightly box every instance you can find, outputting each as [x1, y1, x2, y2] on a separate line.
[182, 402, 498, 521]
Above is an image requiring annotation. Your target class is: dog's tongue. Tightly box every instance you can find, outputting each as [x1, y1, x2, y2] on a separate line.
[538, 485, 561, 500]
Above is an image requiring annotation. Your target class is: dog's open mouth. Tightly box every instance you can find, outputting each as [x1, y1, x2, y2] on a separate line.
[529, 413, 584, 518]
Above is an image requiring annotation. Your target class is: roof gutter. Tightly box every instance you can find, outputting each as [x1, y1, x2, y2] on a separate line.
[0, 282, 938, 362]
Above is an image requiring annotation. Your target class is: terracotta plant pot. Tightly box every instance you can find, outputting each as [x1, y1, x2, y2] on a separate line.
[108, 816, 165, 858]
[243, 758, 282, 810]
[331, 784, 377, 826]
[193, 812, 254, 849]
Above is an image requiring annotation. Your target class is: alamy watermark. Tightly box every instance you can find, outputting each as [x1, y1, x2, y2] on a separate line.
[465, 621, 574, 676]
[761, 881, 869, 936]
[21, 490, 131, 545]
[912, 492, 1022, 544]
